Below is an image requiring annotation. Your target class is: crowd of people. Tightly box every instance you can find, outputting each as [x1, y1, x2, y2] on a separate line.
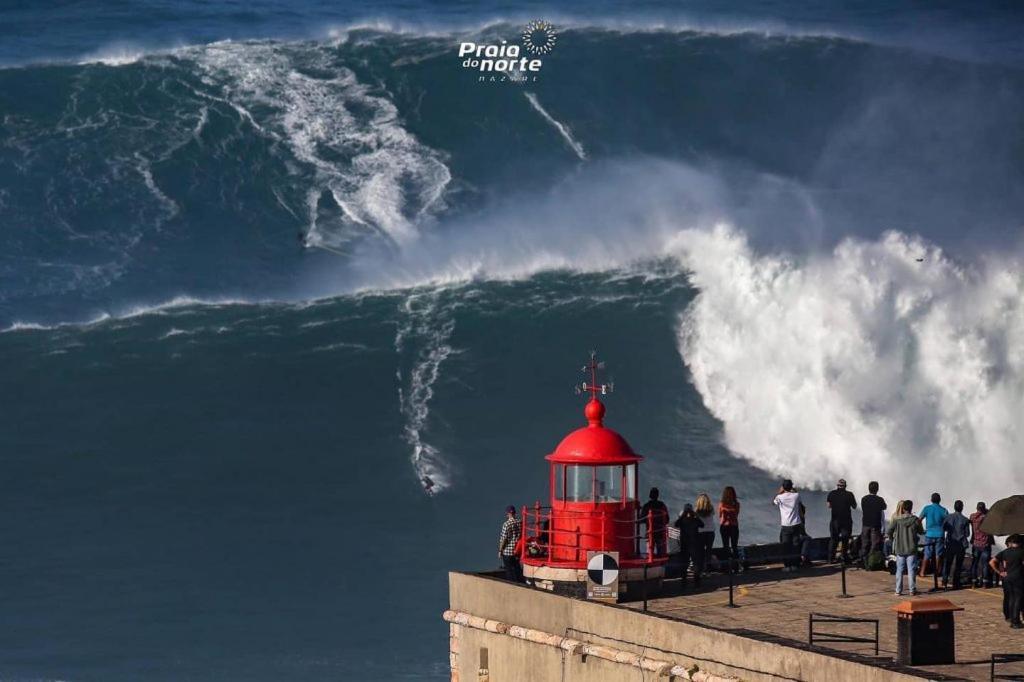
[495, 480, 1023, 629]
[767, 481, 1000, 590]
[770, 479, 1021, 629]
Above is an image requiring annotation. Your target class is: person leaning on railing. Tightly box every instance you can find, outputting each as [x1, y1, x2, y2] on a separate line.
[497, 505, 523, 582]
[639, 487, 669, 557]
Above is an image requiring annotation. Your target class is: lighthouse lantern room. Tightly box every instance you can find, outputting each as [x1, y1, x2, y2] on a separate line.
[520, 353, 667, 598]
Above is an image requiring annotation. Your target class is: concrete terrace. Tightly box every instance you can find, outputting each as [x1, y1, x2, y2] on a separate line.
[627, 563, 1024, 681]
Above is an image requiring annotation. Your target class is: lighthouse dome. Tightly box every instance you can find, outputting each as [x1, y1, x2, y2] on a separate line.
[546, 399, 641, 465]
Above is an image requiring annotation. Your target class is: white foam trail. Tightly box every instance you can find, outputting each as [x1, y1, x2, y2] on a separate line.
[395, 291, 456, 495]
[523, 92, 587, 161]
[134, 152, 179, 223]
[671, 225, 1024, 508]
[192, 105, 209, 139]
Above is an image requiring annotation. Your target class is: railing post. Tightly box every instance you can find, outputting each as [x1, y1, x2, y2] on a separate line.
[647, 510, 654, 561]
[601, 514, 606, 552]
[727, 554, 737, 607]
[520, 505, 528, 562]
[837, 559, 851, 598]
[642, 564, 648, 612]
[575, 526, 581, 563]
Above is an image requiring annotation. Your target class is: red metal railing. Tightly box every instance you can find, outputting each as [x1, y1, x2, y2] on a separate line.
[520, 502, 669, 567]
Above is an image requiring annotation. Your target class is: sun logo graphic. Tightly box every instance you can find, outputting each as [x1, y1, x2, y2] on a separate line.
[521, 20, 558, 55]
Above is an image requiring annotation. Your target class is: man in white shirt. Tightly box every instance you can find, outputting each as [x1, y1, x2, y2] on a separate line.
[773, 479, 803, 572]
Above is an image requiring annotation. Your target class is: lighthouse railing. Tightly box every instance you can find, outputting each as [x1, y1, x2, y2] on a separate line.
[520, 505, 668, 566]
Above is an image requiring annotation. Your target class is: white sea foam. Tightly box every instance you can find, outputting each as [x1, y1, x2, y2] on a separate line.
[320, 15, 860, 44]
[76, 44, 148, 66]
[671, 224, 1024, 508]
[308, 341, 370, 353]
[1, 296, 266, 333]
[2, 313, 112, 333]
[185, 40, 451, 248]
[523, 92, 587, 161]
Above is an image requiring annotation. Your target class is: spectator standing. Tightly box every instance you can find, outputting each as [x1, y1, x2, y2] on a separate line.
[860, 481, 887, 567]
[941, 500, 970, 589]
[695, 493, 717, 575]
[885, 500, 907, 558]
[970, 502, 995, 588]
[640, 487, 670, 557]
[919, 493, 948, 578]
[773, 479, 803, 572]
[674, 504, 704, 587]
[797, 501, 814, 566]
[719, 486, 741, 559]
[826, 479, 857, 563]
[497, 505, 523, 582]
[989, 534, 1024, 629]
[889, 500, 924, 596]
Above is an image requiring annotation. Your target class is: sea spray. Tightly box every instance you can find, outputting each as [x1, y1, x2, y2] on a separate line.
[672, 225, 1024, 508]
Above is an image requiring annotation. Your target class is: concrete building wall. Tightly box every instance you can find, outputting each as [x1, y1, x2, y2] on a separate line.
[447, 572, 930, 682]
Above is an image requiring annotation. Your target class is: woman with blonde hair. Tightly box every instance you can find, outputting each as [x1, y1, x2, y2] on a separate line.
[719, 486, 741, 558]
[885, 500, 906, 559]
[695, 493, 716, 575]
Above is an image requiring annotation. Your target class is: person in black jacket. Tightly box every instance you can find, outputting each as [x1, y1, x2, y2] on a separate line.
[990, 534, 1024, 629]
[859, 481, 887, 567]
[674, 504, 704, 587]
[826, 479, 857, 563]
[640, 487, 669, 556]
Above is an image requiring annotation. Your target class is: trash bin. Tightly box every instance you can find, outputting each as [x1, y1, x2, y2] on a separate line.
[892, 598, 964, 665]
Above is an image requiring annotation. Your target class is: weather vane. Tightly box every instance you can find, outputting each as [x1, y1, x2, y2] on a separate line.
[575, 350, 614, 400]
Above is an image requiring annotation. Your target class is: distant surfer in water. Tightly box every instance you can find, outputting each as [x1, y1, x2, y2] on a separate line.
[421, 475, 435, 494]
[297, 231, 308, 248]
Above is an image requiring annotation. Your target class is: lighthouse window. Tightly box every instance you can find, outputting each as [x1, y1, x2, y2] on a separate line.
[562, 465, 593, 502]
[594, 466, 624, 502]
[625, 464, 637, 501]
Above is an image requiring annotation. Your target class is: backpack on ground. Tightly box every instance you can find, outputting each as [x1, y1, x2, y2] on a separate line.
[866, 549, 886, 571]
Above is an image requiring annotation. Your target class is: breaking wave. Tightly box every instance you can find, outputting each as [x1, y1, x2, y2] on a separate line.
[673, 226, 1024, 506]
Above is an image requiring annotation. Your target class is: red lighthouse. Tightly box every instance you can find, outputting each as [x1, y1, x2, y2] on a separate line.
[521, 353, 667, 598]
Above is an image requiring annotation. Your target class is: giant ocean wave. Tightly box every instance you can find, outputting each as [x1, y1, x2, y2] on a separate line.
[2, 22, 1023, 504]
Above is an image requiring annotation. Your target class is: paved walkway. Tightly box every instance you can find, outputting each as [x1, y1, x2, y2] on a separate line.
[627, 563, 1024, 681]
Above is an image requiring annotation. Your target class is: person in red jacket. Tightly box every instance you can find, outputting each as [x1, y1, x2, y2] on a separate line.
[971, 502, 995, 588]
[718, 486, 741, 560]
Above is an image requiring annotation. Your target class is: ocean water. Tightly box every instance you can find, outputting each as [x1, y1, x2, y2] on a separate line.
[2, 2, 1024, 680]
